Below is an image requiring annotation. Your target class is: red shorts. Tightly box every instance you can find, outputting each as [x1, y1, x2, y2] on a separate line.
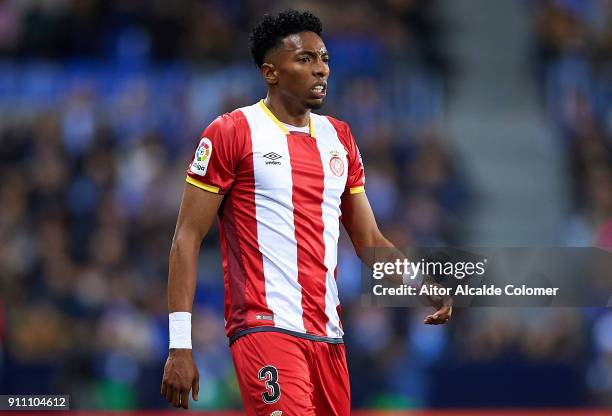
[230, 330, 351, 416]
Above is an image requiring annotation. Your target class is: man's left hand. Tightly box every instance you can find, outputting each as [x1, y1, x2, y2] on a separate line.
[424, 303, 452, 325]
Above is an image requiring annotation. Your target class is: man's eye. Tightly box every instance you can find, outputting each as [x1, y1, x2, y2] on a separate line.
[299, 56, 310, 62]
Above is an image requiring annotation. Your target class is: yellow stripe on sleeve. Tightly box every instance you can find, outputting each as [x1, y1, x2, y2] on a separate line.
[186, 176, 220, 194]
[349, 186, 365, 195]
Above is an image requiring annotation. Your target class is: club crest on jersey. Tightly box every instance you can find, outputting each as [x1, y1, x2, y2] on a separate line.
[190, 137, 212, 176]
[329, 150, 344, 177]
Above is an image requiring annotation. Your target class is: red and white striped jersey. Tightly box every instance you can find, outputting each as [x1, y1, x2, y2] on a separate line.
[186, 100, 365, 343]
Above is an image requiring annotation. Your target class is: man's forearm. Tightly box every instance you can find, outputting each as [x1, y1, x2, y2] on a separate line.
[167, 233, 201, 313]
[354, 231, 409, 286]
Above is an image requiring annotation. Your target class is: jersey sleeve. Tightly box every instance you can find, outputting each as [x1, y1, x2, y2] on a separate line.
[186, 114, 241, 194]
[343, 123, 366, 194]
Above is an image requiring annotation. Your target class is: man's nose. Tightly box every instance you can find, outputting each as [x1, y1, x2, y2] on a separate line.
[313, 59, 329, 78]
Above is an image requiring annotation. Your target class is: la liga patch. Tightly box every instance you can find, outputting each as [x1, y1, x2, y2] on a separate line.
[190, 137, 212, 176]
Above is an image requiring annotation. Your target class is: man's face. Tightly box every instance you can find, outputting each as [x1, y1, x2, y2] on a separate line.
[265, 31, 330, 110]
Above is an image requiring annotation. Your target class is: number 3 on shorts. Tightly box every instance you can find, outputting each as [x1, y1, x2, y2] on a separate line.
[258, 365, 281, 404]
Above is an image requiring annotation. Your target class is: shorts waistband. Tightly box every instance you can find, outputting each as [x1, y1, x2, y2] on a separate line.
[229, 326, 344, 345]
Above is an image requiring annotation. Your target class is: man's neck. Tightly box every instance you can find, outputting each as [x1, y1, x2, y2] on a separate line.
[264, 94, 310, 127]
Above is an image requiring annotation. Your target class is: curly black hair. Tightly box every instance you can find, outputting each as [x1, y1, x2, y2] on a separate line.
[249, 9, 323, 67]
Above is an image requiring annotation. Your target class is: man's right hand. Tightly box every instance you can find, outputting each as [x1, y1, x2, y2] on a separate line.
[161, 349, 200, 409]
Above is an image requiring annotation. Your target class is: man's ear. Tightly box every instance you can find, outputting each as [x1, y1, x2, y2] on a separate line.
[261, 63, 278, 85]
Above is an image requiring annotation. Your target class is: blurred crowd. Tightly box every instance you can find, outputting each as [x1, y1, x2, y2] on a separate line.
[532, 0, 612, 247]
[0, 0, 449, 73]
[0, 0, 610, 411]
[531, 0, 612, 406]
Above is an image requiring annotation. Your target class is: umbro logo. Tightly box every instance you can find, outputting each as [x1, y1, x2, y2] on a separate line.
[263, 152, 282, 165]
[264, 152, 282, 160]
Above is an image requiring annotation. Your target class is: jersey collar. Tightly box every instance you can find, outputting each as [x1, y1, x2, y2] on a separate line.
[258, 99, 315, 138]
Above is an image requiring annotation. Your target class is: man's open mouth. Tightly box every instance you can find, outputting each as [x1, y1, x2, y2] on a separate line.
[311, 83, 327, 98]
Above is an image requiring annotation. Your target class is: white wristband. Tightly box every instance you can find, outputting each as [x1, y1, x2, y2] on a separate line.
[169, 312, 192, 349]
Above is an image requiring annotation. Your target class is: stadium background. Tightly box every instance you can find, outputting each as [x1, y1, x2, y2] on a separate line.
[0, 0, 611, 413]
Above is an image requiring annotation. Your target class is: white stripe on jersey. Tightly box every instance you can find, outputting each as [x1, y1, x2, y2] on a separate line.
[240, 104, 306, 334]
[312, 114, 347, 338]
